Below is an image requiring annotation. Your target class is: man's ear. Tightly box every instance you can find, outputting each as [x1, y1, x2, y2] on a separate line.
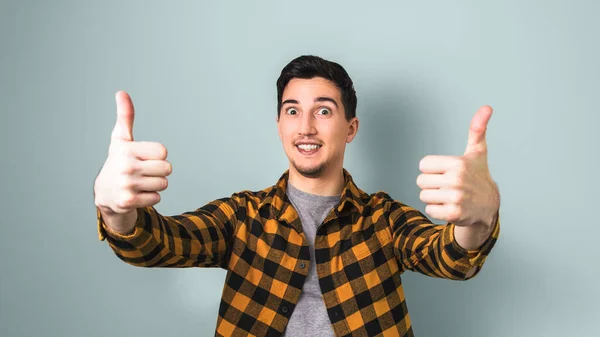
[276, 115, 282, 140]
[346, 117, 359, 143]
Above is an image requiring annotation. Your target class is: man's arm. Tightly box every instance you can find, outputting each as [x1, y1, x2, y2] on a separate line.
[97, 197, 239, 269]
[94, 90, 239, 269]
[390, 202, 499, 280]
[401, 105, 501, 279]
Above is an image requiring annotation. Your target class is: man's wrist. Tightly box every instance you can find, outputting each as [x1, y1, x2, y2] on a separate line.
[454, 216, 495, 251]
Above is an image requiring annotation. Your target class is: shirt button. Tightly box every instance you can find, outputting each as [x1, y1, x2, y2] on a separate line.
[299, 262, 305, 269]
[282, 306, 289, 313]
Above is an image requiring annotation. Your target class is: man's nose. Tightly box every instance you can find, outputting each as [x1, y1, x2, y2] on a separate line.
[298, 112, 317, 135]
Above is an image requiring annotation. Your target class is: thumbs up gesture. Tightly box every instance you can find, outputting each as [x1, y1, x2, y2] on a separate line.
[417, 106, 500, 228]
[94, 91, 172, 224]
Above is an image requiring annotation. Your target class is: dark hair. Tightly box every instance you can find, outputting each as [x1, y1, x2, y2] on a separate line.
[276, 55, 357, 121]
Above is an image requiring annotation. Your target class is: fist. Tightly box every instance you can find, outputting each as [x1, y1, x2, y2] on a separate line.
[416, 106, 500, 227]
[94, 91, 172, 215]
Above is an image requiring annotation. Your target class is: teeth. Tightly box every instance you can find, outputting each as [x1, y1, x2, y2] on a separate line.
[298, 144, 320, 151]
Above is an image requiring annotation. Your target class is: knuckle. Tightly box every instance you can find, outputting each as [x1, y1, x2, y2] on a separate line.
[416, 174, 424, 187]
[117, 174, 135, 190]
[145, 192, 161, 206]
[118, 192, 136, 209]
[425, 204, 433, 215]
[109, 204, 123, 213]
[156, 178, 168, 191]
[449, 205, 462, 222]
[121, 162, 136, 175]
[114, 157, 136, 175]
[157, 144, 168, 159]
[453, 191, 464, 204]
[419, 156, 431, 170]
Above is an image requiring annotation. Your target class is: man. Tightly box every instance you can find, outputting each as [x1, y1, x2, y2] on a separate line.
[94, 55, 500, 337]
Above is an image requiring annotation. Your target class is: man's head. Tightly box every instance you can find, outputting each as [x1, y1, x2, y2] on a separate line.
[276, 55, 359, 178]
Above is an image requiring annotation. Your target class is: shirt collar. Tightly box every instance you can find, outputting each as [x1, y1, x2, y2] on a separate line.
[258, 168, 368, 219]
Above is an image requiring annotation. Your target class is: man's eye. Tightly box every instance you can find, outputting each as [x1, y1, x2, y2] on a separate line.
[317, 108, 331, 115]
[286, 108, 298, 115]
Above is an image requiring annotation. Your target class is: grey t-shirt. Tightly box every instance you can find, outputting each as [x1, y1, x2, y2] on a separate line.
[283, 182, 341, 337]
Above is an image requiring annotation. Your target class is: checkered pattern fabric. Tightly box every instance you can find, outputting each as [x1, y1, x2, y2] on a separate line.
[98, 169, 499, 336]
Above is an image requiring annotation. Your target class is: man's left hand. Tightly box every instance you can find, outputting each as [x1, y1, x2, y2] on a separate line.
[416, 105, 500, 229]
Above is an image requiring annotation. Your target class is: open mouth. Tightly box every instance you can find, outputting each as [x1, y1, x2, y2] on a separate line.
[296, 143, 322, 155]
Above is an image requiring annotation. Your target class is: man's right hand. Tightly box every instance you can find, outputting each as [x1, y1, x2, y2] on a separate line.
[94, 91, 172, 234]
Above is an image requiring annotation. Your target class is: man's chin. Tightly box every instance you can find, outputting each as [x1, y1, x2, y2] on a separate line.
[292, 163, 325, 178]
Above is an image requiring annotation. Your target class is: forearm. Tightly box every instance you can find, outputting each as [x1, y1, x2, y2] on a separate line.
[98, 202, 236, 269]
[392, 202, 500, 281]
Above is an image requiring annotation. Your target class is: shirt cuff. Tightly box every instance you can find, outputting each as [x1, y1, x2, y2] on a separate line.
[442, 213, 500, 274]
[97, 207, 145, 241]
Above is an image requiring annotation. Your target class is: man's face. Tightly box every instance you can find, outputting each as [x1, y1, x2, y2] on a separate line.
[277, 77, 358, 178]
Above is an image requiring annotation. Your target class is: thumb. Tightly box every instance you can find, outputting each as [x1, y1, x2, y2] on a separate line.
[464, 105, 493, 155]
[111, 90, 135, 142]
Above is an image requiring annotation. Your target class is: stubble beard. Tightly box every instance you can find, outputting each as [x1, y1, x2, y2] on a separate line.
[291, 159, 326, 178]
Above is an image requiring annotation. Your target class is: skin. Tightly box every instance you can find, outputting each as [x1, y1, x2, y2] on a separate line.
[277, 78, 500, 262]
[277, 77, 359, 196]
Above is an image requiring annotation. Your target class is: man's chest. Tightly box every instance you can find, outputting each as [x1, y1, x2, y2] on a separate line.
[227, 210, 397, 284]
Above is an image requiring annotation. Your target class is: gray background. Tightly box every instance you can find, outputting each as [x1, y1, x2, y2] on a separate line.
[1, 0, 598, 336]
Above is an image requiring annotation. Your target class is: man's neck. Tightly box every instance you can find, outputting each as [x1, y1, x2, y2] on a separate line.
[287, 166, 345, 197]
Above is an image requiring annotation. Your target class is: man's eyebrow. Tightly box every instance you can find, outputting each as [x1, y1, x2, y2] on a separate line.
[281, 99, 298, 106]
[281, 97, 339, 108]
[315, 97, 338, 108]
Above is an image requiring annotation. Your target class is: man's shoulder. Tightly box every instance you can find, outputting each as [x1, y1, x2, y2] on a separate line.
[357, 189, 415, 212]
[362, 190, 396, 208]
[222, 184, 276, 207]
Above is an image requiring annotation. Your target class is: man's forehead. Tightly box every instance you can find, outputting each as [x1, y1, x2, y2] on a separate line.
[282, 77, 341, 101]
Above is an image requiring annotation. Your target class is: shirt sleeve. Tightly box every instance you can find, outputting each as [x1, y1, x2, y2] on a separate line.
[389, 201, 500, 280]
[97, 196, 240, 269]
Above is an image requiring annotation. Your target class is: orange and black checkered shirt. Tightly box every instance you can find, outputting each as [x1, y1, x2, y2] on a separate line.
[98, 169, 500, 337]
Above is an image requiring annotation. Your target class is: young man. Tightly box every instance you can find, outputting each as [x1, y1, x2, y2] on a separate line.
[94, 55, 500, 337]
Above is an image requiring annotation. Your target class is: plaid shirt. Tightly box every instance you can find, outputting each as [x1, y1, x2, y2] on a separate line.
[97, 169, 500, 337]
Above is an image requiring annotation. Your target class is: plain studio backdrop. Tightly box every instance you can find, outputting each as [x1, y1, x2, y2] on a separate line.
[0, 1, 598, 336]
